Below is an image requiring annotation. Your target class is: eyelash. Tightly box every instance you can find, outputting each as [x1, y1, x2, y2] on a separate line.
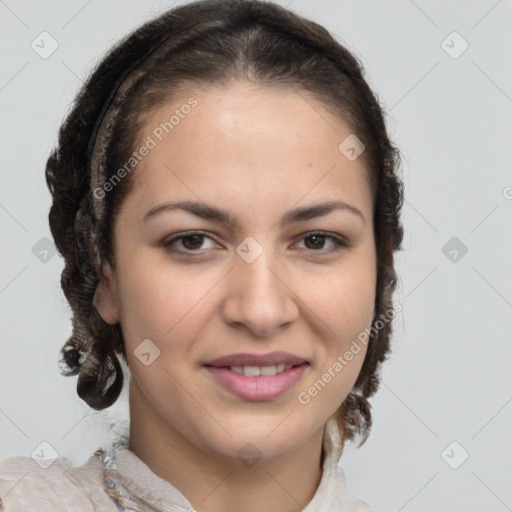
[160, 230, 348, 257]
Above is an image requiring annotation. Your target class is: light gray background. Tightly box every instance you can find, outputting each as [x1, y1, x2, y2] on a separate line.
[1, 1, 511, 511]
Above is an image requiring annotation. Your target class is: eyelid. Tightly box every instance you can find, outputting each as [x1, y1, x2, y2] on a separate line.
[292, 231, 349, 253]
[161, 231, 218, 252]
[161, 230, 349, 256]
[294, 230, 349, 245]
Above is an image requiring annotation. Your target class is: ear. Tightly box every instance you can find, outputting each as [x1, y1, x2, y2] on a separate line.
[93, 262, 120, 325]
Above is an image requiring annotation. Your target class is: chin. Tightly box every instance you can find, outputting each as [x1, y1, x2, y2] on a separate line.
[201, 419, 308, 462]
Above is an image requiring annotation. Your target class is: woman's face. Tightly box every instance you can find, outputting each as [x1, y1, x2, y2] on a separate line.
[96, 80, 377, 461]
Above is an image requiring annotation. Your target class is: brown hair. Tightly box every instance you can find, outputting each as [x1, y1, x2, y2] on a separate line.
[46, 0, 404, 447]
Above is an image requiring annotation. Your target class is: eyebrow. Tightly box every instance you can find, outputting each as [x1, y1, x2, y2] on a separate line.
[143, 199, 365, 227]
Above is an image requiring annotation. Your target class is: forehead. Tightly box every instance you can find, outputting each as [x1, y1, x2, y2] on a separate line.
[127, 81, 372, 221]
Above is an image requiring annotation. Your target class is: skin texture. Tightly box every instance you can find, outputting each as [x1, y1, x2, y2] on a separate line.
[94, 80, 377, 512]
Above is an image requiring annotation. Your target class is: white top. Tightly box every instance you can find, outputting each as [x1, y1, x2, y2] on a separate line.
[0, 417, 374, 511]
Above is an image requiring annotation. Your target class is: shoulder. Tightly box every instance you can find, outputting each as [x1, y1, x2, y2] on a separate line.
[332, 466, 377, 512]
[346, 499, 376, 512]
[0, 452, 114, 512]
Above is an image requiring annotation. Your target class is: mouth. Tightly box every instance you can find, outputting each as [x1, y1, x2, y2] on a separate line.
[203, 362, 310, 401]
[203, 350, 309, 369]
[203, 361, 307, 376]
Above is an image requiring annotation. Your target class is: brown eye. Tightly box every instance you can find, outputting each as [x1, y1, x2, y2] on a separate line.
[296, 232, 347, 253]
[161, 231, 217, 255]
[304, 234, 327, 250]
[181, 234, 205, 250]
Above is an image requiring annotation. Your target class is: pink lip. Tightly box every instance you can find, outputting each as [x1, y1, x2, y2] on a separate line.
[205, 363, 309, 401]
[204, 351, 307, 368]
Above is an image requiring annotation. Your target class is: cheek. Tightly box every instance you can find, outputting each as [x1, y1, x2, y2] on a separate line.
[116, 252, 216, 340]
[116, 259, 208, 399]
[297, 271, 372, 413]
[302, 255, 376, 338]
[115, 254, 223, 393]
[295, 252, 375, 396]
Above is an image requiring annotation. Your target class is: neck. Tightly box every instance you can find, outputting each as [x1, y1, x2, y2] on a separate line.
[127, 381, 326, 512]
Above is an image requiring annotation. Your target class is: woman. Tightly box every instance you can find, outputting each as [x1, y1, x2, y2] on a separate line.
[0, 0, 403, 510]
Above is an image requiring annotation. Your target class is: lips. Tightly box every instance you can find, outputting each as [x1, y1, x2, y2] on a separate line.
[203, 351, 308, 368]
[205, 363, 310, 401]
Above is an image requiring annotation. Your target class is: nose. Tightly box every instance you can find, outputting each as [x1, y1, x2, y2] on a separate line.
[221, 241, 299, 337]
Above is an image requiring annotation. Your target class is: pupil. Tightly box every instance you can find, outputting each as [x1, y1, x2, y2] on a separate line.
[183, 234, 203, 250]
[306, 234, 324, 249]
